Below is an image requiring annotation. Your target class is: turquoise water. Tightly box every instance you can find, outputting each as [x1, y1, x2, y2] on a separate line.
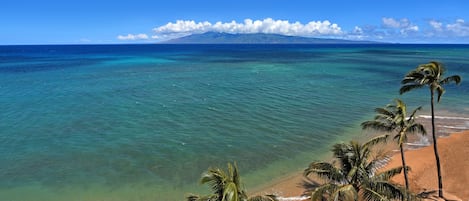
[0, 44, 468, 201]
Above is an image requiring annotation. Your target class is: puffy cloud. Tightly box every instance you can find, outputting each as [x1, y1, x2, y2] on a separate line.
[382, 17, 402, 28]
[446, 19, 469, 36]
[426, 19, 469, 38]
[152, 18, 343, 39]
[429, 20, 443, 31]
[353, 26, 363, 34]
[382, 17, 418, 35]
[117, 34, 149, 40]
[154, 20, 212, 34]
[344, 26, 367, 40]
[382, 17, 419, 36]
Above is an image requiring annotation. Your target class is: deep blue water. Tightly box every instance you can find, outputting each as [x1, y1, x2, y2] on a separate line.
[0, 44, 468, 201]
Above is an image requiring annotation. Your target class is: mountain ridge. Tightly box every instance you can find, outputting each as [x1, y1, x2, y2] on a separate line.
[162, 32, 380, 44]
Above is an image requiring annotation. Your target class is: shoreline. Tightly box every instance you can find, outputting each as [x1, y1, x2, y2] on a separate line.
[253, 112, 469, 200]
[255, 130, 469, 201]
[381, 130, 469, 200]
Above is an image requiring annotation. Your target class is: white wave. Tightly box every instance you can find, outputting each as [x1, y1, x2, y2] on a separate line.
[278, 196, 310, 201]
[418, 115, 469, 120]
[406, 143, 430, 147]
[440, 125, 469, 130]
[406, 135, 430, 147]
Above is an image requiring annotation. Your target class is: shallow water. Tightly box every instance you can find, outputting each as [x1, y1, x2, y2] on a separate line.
[0, 44, 468, 201]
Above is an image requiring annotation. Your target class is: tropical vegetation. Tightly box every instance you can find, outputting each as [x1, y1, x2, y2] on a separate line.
[187, 162, 278, 201]
[400, 61, 461, 198]
[303, 135, 413, 201]
[361, 99, 426, 190]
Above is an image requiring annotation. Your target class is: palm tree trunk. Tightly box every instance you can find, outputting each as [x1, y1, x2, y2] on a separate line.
[431, 88, 444, 198]
[400, 144, 409, 190]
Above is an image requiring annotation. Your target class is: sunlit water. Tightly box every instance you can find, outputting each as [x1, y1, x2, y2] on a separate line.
[0, 44, 468, 201]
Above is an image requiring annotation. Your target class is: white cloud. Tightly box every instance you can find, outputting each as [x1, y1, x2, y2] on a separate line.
[151, 18, 343, 39]
[344, 26, 367, 40]
[429, 20, 443, 31]
[401, 25, 419, 35]
[353, 26, 363, 34]
[446, 19, 469, 36]
[382, 17, 401, 28]
[117, 33, 149, 40]
[426, 19, 469, 38]
[382, 17, 419, 35]
[115, 17, 469, 43]
[154, 20, 212, 34]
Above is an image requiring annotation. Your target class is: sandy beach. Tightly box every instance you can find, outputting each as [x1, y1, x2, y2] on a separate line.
[383, 130, 469, 200]
[255, 129, 469, 200]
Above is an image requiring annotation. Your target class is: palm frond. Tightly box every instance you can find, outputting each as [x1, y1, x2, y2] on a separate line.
[363, 181, 407, 201]
[311, 183, 339, 201]
[201, 168, 227, 197]
[407, 123, 427, 135]
[222, 182, 239, 201]
[186, 194, 202, 201]
[186, 194, 218, 201]
[330, 184, 358, 201]
[248, 195, 278, 201]
[361, 121, 394, 132]
[374, 107, 395, 117]
[363, 134, 389, 149]
[435, 85, 445, 102]
[361, 187, 389, 201]
[440, 75, 462, 85]
[228, 162, 242, 191]
[304, 162, 344, 183]
[364, 153, 389, 174]
[401, 71, 425, 84]
[373, 166, 404, 181]
[399, 84, 425, 94]
[408, 106, 422, 120]
[428, 61, 446, 76]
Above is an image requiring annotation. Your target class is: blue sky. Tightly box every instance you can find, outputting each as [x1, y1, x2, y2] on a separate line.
[1, 0, 469, 44]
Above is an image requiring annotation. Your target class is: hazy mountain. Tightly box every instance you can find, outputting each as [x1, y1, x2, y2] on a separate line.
[163, 32, 379, 44]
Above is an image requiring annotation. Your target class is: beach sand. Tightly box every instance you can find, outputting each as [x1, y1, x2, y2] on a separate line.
[255, 130, 469, 201]
[382, 130, 469, 200]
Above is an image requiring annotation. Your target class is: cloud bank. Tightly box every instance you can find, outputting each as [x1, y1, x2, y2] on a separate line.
[117, 17, 469, 43]
[116, 18, 344, 41]
[152, 18, 343, 39]
[429, 19, 469, 37]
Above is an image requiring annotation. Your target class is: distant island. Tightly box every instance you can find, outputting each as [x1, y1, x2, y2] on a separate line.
[162, 32, 380, 44]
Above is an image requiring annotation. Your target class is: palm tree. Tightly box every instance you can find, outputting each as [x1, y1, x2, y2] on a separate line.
[304, 135, 412, 201]
[187, 162, 278, 201]
[361, 99, 427, 190]
[400, 61, 461, 198]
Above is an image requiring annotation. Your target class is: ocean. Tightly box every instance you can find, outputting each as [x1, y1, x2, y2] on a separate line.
[0, 44, 468, 201]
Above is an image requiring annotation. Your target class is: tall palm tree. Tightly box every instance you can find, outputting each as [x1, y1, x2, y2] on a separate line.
[304, 135, 412, 201]
[400, 61, 461, 198]
[361, 99, 427, 190]
[187, 162, 278, 201]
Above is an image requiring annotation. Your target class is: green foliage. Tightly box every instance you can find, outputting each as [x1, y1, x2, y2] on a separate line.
[304, 136, 413, 201]
[399, 61, 462, 198]
[362, 99, 426, 190]
[400, 61, 461, 102]
[361, 99, 426, 146]
[187, 162, 278, 201]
